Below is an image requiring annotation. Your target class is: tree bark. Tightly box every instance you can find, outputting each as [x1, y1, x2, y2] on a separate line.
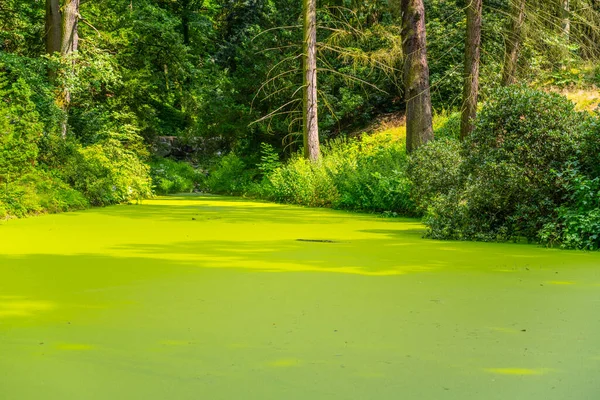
[460, 0, 482, 140]
[501, 0, 526, 86]
[302, 0, 320, 161]
[61, 0, 80, 55]
[401, 0, 433, 153]
[45, 0, 62, 54]
[59, 0, 80, 138]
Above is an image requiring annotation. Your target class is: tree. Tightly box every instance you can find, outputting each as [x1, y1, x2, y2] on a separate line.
[61, 0, 80, 56]
[303, 0, 320, 161]
[44, 0, 80, 137]
[501, 0, 526, 85]
[460, 0, 482, 139]
[45, 0, 61, 54]
[401, 0, 433, 153]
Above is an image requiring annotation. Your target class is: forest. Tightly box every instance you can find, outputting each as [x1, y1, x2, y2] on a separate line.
[1, 0, 600, 247]
[3, 1, 600, 398]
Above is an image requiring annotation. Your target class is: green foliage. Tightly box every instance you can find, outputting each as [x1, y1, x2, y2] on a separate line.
[539, 173, 600, 250]
[0, 74, 42, 179]
[0, 170, 88, 219]
[407, 139, 462, 213]
[150, 158, 201, 195]
[62, 139, 152, 206]
[257, 143, 281, 177]
[420, 87, 591, 242]
[204, 153, 255, 195]
[432, 111, 461, 140]
[260, 133, 416, 214]
[263, 155, 339, 208]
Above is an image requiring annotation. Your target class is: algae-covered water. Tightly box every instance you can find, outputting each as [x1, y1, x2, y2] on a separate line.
[1, 195, 600, 399]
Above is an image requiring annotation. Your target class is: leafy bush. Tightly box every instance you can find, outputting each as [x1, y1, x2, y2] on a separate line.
[63, 139, 152, 206]
[420, 87, 591, 242]
[204, 153, 255, 195]
[407, 139, 462, 213]
[150, 158, 201, 195]
[0, 170, 88, 219]
[0, 75, 42, 179]
[539, 169, 600, 250]
[260, 132, 416, 214]
[264, 155, 339, 207]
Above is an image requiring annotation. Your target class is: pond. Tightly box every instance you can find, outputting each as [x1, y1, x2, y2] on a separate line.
[1, 195, 599, 399]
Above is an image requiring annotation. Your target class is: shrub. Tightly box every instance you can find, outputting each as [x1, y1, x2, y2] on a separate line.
[408, 139, 462, 213]
[422, 87, 591, 242]
[260, 132, 416, 214]
[0, 170, 88, 219]
[265, 155, 339, 207]
[150, 158, 201, 194]
[204, 153, 255, 195]
[63, 139, 152, 206]
[539, 171, 600, 250]
[0, 75, 42, 180]
[328, 134, 414, 214]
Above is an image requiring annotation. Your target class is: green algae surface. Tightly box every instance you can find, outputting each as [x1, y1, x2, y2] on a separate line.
[1, 195, 600, 399]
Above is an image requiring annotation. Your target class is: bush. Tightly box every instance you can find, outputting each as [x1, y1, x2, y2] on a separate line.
[260, 132, 416, 214]
[421, 87, 591, 242]
[0, 75, 42, 180]
[150, 158, 201, 194]
[539, 171, 600, 250]
[264, 155, 339, 207]
[63, 139, 152, 206]
[407, 138, 462, 213]
[0, 170, 88, 219]
[204, 153, 255, 195]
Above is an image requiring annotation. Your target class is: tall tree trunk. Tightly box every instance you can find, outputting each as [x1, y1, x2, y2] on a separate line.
[460, 0, 482, 140]
[501, 0, 526, 85]
[45, 0, 62, 54]
[59, 0, 80, 138]
[61, 0, 80, 55]
[302, 0, 320, 161]
[401, 0, 433, 153]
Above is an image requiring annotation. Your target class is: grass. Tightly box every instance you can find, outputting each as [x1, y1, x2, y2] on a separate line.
[1, 195, 600, 399]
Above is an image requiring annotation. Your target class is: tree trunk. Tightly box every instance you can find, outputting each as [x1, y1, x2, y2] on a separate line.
[302, 0, 320, 161]
[561, 0, 570, 39]
[460, 0, 482, 140]
[45, 0, 62, 54]
[501, 0, 526, 86]
[401, 0, 433, 153]
[59, 0, 80, 138]
[61, 0, 80, 55]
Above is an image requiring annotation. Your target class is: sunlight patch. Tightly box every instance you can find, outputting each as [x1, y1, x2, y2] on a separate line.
[546, 281, 576, 285]
[0, 300, 55, 318]
[484, 368, 551, 376]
